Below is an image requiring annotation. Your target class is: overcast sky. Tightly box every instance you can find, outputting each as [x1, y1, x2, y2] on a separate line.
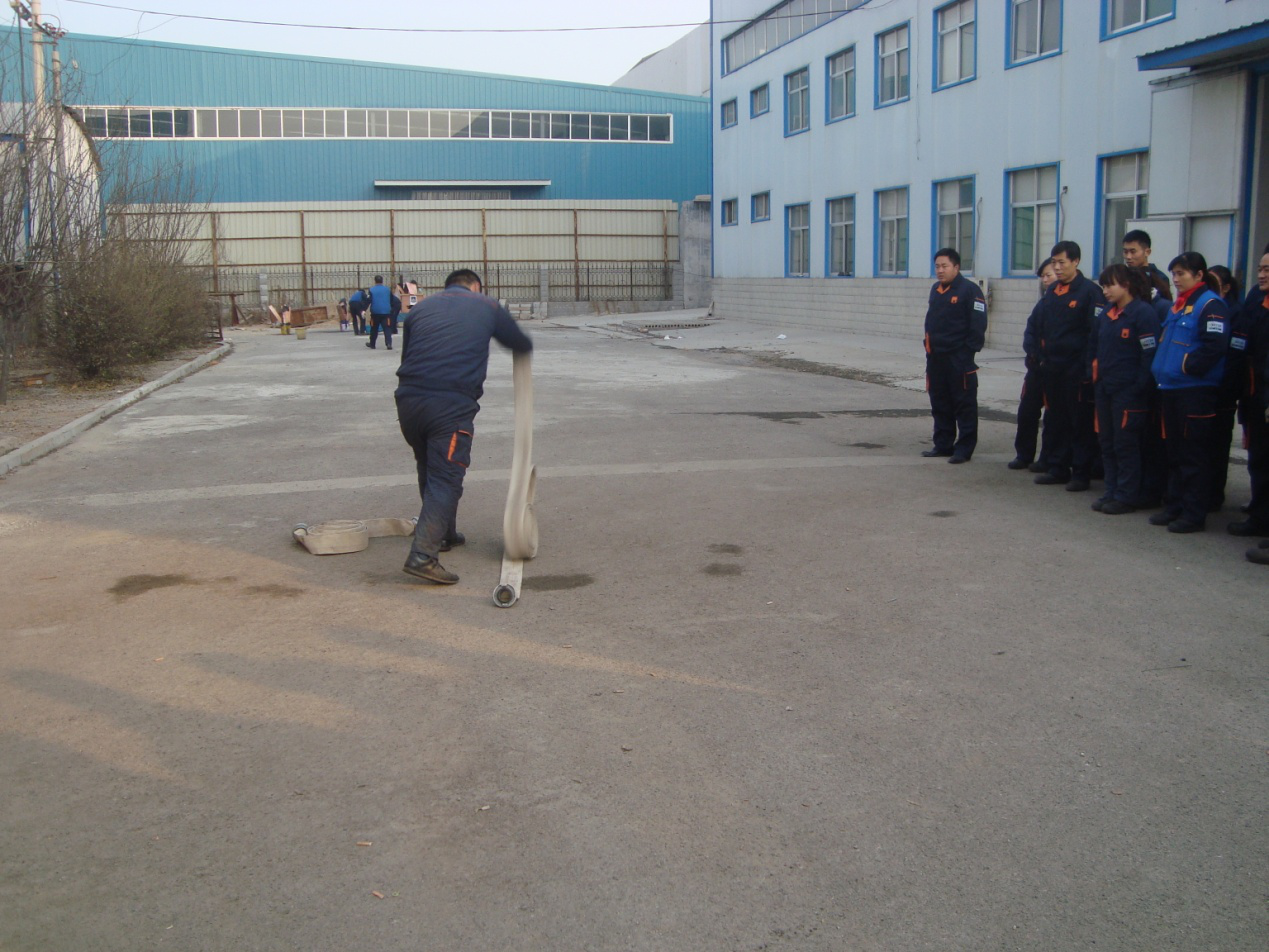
[30, 0, 712, 87]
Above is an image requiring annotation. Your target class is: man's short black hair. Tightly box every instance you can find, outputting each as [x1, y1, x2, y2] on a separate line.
[1050, 240, 1081, 262]
[933, 247, 961, 267]
[1122, 229, 1151, 249]
[444, 269, 483, 290]
[373, 275, 384, 283]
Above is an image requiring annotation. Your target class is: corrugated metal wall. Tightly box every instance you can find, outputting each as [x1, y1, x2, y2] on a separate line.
[114, 199, 681, 306]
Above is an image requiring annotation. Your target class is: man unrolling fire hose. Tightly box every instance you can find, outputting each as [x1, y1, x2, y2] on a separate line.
[395, 269, 533, 585]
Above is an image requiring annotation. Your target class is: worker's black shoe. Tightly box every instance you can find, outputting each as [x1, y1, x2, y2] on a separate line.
[1028, 461, 1048, 474]
[1101, 500, 1136, 515]
[403, 555, 459, 584]
[1246, 545, 1269, 565]
[365, 341, 375, 349]
[1034, 473, 1068, 485]
[439, 532, 466, 552]
[1065, 479, 1091, 493]
[1007, 457, 1032, 470]
[1226, 519, 1269, 537]
[948, 455, 970, 464]
[1091, 496, 1106, 512]
[921, 448, 953, 458]
[1166, 519, 1204, 534]
[1148, 510, 1180, 526]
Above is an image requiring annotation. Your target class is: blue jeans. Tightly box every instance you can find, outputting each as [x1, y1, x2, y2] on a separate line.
[396, 392, 478, 559]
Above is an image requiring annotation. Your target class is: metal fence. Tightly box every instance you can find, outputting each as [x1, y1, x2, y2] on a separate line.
[210, 261, 674, 310]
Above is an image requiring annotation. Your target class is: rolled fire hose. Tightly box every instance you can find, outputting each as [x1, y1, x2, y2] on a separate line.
[493, 350, 538, 607]
[293, 517, 416, 555]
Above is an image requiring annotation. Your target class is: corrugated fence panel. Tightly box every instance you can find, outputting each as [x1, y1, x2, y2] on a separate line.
[394, 236, 485, 261]
[487, 209, 576, 235]
[217, 238, 307, 267]
[485, 236, 576, 261]
[301, 210, 394, 237]
[576, 236, 667, 261]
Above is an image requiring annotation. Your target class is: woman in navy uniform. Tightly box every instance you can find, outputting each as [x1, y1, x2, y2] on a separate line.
[1148, 253, 1231, 533]
[1090, 265, 1161, 514]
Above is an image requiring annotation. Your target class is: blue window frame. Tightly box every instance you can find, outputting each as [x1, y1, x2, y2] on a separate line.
[826, 47, 856, 123]
[752, 191, 771, 222]
[786, 203, 810, 277]
[784, 67, 810, 136]
[932, 176, 976, 273]
[750, 84, 770, 117]
[826, 195, 856, 277]
[1003, 163, 1059, 274]
[875, 24, 911, 108]
[721, 198, 739, 227]
[1006, 0, 1062, 68]
[934, 1, 976, 91]
[1101, 0, 1174, 40]
[1093, 150, 1149, 270]
[721, 98, 738, 129]
[874, 187, 909, 276]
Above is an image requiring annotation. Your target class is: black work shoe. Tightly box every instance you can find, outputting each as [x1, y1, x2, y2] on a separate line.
[365, 342, 375, 349]
[403, 555, 459, 584]
[1101, 500, 1136, 515]
[1091, 497, 1107, 512]
[439, 532, 466, 552]
[948, 455, 970, 464]
[1166, 519, 1204, 534]
[1246, 545, 1269, 565]
[1226, 519, 1269, 538]
[1065, 479, 1091, 493]
[1034, 473, 1069, 485]
[1148, 510, 1180, 526]
[1007, 457, 1032, 470]
[921, 448, 953, 458]
[1028, 461, 1048, 474]
[385, 345, 393, 350]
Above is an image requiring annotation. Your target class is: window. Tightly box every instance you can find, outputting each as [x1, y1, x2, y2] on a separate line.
[785, 67, 810, 135]
[1009, 0, 1061, 65]
[935, 1, 976, 89]
[935, 178, 975, 272]
[1103, 0, 1173, 38]
[1100, 152, 1148, 268]
[876, 25, 911, 107]
[786, 204, 810, 277]
[1008, 165, 1058, 274]
[721, 198, 739, 227]
[827, 47, 856, 122]
[876, 188, 909, 275]
[74, 105, 673, 142]
[721, 0, 859, 76]
[751, 84, 770, 117]
[721, 98, 738, 128]
[828, 196, 855, 277]
[752, 192, 771, 222]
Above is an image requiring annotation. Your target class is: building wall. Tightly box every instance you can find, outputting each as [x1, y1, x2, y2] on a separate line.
[709, 0, 1268, 349]
[614, 25, 712, 97]
[0, 28, 710, 205]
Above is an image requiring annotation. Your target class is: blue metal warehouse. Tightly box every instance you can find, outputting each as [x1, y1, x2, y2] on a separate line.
[0, 27, 710, 205]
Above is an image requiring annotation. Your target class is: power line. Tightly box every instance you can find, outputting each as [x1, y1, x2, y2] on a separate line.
[61, 0, 724, 35]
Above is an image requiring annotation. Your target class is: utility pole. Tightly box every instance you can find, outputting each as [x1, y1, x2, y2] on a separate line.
[30, 0, 45, 105]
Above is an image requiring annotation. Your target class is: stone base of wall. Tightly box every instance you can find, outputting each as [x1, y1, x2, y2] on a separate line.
[540, 300, 684, 318]
[711, 276, 1042, 355]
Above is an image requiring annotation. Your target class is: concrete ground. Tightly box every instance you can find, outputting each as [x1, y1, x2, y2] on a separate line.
[1, 316, 1265, 951]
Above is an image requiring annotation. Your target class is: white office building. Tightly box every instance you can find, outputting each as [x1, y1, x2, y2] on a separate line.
[709, 0, 1269, 348]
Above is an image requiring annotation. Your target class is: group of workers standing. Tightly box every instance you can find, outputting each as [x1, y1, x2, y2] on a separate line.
[345, 275, 405, 350]
[923, 232, 1269, 566]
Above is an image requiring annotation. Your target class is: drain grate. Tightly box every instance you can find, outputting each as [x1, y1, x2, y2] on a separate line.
[622, 319, 718, 334]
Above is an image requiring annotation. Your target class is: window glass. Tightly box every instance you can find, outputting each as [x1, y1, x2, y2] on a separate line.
[752, 192, 771, 221]
[282, 109, 304, 138]
[510, 111, 530, 138]
[829, 196, 855, 276]
[1101, 153, 1149, 267]
[590, 114, 610, 140]
[215, 109, 238, 137]
[1012, 0, 1060, 62]
[722, 98, 738, 127]
[751, 84, 769, 116]
[195, 109, 216, 138]
[722, 198, 738, 226]
[785, 67, 810, 133]
[936, 178, 975, 272]
[649, 115, 671, 141]
[151, 109, 174, 137]
[550, 113, 570, 140]
[429, 111, 449, 138]
[531, 113, 551, 138]
[571, 113, 589, 139]
[878, 25, 910, 104]
[261, 109, 283, 137]
[469, 111, 491, 138]
[1009, 166, 1058, 272]
[828, 47, 855, 120]
[407, 110, 428, 138]
[304, 109, 324, 137]
[787, 203, 810, 276]
[610, 114, 629, 140]
[388, 110, 409, 137]
[630, 115, 649, 141]
[345, 110, 366, 137]
[877, 188, 909, 274]
[937, 0, 975, 87]
[128, 109, 152, 138]
[239, 109, 261, 138]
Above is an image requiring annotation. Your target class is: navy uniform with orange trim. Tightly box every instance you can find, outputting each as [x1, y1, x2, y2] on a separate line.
[923, 271, 987, 461]
[395, 273, 533, 578]
[1150, 282, 1230, 531]
[1091, 298, 1160, 509]
[1036, 273, 1105, 484]
[1233, 285, 1269, 533]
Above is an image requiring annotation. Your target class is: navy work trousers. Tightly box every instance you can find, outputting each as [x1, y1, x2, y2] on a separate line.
[368, 314, 393, 348]
[1041, 362, 1096, 481]
[1095, 383, 1149, 505]
[396, 392, 478, 560]
[926, 351, 978, 458]
[1013, 366, 1046, 463]
[1242, 403, 1269, 529]
[1160, 387, 1218, 526]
